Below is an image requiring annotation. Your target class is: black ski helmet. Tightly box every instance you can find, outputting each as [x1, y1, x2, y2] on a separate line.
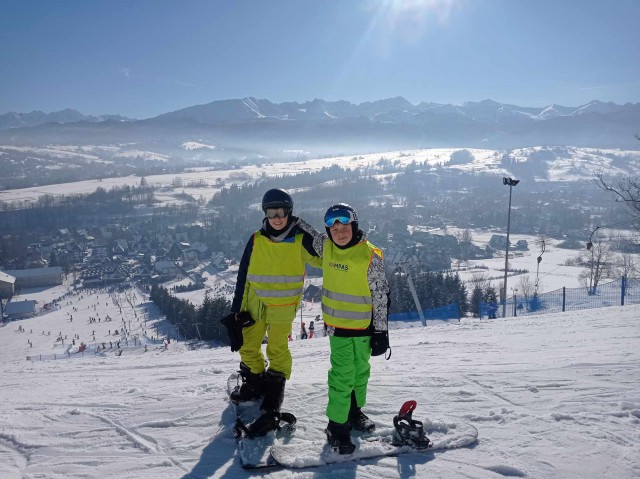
[262, 188, 293, 213]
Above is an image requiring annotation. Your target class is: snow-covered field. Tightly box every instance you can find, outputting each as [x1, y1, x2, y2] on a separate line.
[456, 231, 586, 293]
[2, 146, 639, 206]
[1, 284, 638, 478]
[0, 147, 490, 205]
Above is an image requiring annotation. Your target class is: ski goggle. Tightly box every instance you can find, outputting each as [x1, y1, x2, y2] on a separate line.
[324, 207, 356, 227]
[265, 207, 289, 219]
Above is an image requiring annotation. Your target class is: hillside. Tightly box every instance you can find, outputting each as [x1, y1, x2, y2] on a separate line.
[0, 285, 638, 478]
[2, 146, 639, 205]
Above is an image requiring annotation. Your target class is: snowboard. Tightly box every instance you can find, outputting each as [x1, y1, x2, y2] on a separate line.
[226, 372, 295, 469]
[270, 417, 478, 469]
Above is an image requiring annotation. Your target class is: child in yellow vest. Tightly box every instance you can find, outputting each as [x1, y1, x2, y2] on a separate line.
[224, 189, 321, 414]
[298, 203, 390, 454]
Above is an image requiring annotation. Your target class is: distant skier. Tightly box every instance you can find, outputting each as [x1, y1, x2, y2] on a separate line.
[298, 203, 390, 454]
[308, 321, 315, 339]
[300, 322, 308, 339]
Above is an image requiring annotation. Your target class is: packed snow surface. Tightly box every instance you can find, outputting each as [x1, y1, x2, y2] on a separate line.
[0, 285, 639, 478]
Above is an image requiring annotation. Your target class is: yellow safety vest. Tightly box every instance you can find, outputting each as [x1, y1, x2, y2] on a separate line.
[322, 239, 383, 330]
[246, 231, 306, 324]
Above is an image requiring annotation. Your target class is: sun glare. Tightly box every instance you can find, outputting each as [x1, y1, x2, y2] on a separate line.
[386, 0, 458, 28]
[362, 0, 460, 46]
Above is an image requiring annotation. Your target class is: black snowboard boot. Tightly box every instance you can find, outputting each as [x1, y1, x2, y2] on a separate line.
[325, 420, 356, 455]
[230, 362, 263, 402]
[260, 369, 286, 413]
[348, 391, 375, 433]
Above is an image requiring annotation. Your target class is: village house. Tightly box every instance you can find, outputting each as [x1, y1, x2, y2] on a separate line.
[489, 234, 510, 250]
[167, 242, 198, 266]
[154, 260, 179, 278]
[0, 271, 16, 297]
[209, 252, 227, 271]
[4, 299, 38, 319]
[4, 267, 64, 289]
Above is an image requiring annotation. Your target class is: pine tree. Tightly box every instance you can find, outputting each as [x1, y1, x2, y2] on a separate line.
[484, 285, 499, 319]
[453, 273, 468, 315]
[470, 285, 483, 317]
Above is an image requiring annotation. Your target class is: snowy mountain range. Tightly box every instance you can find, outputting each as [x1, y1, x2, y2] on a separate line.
[1, 98, 638, 152]
[0, 109, 131, 130]
[151, 97, 635, 124]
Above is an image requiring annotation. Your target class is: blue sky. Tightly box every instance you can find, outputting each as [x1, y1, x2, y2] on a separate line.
[1, 0, 639, 118]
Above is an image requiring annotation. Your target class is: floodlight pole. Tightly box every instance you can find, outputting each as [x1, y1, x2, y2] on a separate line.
[586, 226, 600, 295]
[400, 262, 426, 326]
[502, 177, 519, 318]
[534, 237, 546, 293]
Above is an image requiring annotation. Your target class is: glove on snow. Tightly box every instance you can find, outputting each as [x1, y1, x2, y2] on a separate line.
[221, 312, 255, 352]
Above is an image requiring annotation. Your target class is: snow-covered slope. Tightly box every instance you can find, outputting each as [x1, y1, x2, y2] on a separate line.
[0, 285, 638, 478]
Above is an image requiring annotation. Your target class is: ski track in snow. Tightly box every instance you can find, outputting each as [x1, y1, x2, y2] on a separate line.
[0, 286, 639, 478]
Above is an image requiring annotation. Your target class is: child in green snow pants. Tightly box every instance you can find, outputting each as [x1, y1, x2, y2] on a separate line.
[326, 335, 372, 423]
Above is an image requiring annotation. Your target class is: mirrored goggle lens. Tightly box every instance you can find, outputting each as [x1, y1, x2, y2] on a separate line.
[324, 212, 353, 227]
[265, 208, 288, 219]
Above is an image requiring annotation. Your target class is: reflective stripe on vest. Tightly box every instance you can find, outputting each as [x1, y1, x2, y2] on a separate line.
[322, 303, 372, 320]
[247, 274, 305, 283]
[322, 287, 372, 305]
[253, 287, 304, 298]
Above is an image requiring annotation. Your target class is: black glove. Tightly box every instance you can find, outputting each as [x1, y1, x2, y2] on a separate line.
[370, 330, 390, 358]
[221, 312, 255, 352]
[236, 311, 255, 328]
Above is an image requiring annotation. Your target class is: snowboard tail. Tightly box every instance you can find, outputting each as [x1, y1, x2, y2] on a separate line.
[270, 417, 478, 469]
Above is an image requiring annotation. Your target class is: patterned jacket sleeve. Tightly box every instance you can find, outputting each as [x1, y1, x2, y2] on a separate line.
[295, 217, 327, 258]
[368, 251, 390, 332]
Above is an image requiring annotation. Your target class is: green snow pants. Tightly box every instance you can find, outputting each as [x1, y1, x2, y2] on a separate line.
[239, 319, 293, 379]
[326, 335, 371, 424]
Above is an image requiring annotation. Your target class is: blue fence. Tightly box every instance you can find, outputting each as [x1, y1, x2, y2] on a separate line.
[479, 276, 640, 319]
[390, 303, 460, 322]
[389, 277, 639, 323]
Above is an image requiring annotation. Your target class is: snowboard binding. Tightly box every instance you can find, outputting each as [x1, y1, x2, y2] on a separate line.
[233, 411, 297, 439]
[392, 400, 432, 449]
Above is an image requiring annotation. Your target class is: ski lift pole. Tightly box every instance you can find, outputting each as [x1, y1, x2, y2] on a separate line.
[401, 262, 426, 326]
[535, 237, 546, 292]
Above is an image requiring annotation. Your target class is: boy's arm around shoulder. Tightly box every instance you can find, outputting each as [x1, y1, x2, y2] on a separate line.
[295, 216, 327, 259]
